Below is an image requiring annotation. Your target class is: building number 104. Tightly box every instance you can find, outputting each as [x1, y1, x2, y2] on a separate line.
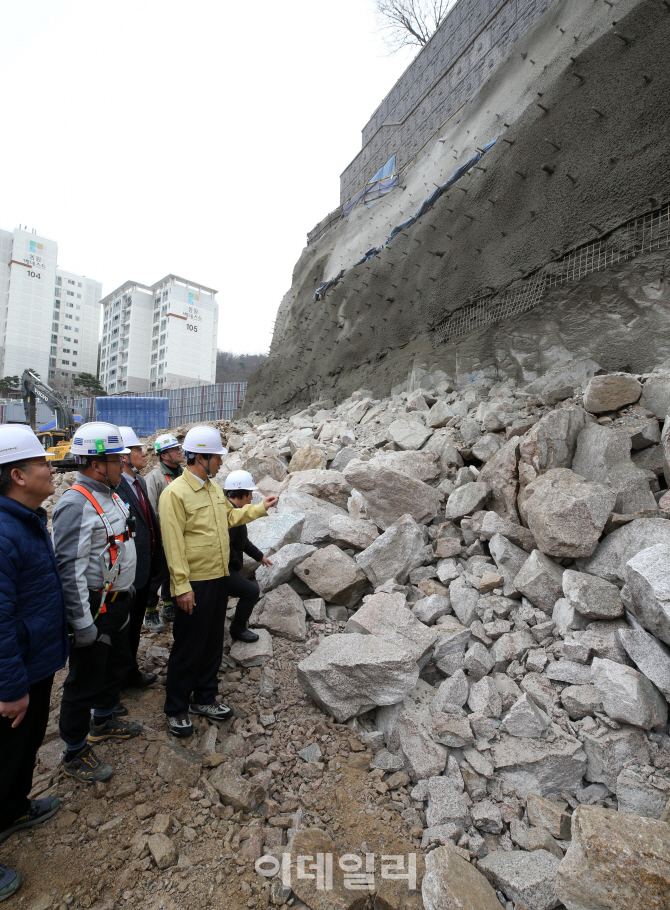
[28, 271, 41, 279]
[187, 323, 198, 332]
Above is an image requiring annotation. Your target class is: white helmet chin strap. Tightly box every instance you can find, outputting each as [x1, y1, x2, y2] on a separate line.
[197, 454, 213, 478]
[123, 454, 139, 475]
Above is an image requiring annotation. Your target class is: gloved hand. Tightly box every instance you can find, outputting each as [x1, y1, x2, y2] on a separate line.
[73, 623, 97, 648]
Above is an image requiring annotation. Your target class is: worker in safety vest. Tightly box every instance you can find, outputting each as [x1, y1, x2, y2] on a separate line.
[144, 433, 183, 630]
[117, 427, 167, 695]
[159, 426, 278, 738]
[0, 427, 66, 902]
[52, 422, 142, 783]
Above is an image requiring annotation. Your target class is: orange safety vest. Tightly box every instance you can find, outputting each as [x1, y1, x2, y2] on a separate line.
[70, 484, 131, 610]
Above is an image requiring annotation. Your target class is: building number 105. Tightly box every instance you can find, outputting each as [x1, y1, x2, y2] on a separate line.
[187, 323, 198, 332]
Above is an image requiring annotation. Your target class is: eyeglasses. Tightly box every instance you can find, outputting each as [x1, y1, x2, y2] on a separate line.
[105, 457, 123, 465]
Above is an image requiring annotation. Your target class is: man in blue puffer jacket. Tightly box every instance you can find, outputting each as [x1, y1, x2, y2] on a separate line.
[0, 426, 69, 902]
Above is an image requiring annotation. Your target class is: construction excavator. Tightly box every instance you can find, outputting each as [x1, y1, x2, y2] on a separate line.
[21, 369, 80, 471]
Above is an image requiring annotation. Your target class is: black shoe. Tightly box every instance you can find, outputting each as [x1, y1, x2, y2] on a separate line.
[231, 628, 259, 643]
[124, 672, 157, 689]
[0, 798, 61, 844]
[62, 744, 114, 783]
[88, 717, 143, 742]
[113, 702, 128, 716]
[0, 863, 22, 901]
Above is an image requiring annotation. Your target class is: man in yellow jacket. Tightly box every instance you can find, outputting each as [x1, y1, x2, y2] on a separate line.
[159, 425, 278, 737]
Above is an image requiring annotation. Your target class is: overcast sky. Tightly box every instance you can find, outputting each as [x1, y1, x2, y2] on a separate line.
[0, 0, 415, 355]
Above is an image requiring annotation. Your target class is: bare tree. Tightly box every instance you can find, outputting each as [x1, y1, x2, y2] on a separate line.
[375, 0, 457, 51]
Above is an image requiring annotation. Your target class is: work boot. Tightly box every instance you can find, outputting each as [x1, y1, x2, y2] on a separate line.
[0, 798, 61, 843]
[160, 602, 176, 624]
[190, 702, 233, 722]
[230, 628, 259, 643]
[124, 671, 157, 689]
[113, 702, 128, 716]
[88, 716, 143, 742]
[62, 744, 114, 783]
[0, 863, 22, 902]
[144, 610, 166, 633]
[166, 713, 193, 738]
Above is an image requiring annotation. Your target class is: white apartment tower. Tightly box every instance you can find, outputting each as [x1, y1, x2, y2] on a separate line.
[99, 275, 218, 393]
[0, 227, 102, 383]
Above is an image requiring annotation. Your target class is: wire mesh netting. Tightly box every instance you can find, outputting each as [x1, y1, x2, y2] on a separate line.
[435, 202, 670, 344]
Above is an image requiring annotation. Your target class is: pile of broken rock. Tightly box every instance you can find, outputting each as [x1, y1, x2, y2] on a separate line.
[216, 360, 670, 909]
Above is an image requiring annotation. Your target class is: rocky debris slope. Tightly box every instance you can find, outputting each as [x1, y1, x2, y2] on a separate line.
[212, 357, 670, 909]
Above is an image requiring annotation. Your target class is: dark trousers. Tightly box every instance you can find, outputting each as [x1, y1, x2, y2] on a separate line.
[164, 577, 229, 716]
[228, 570, 261, 636]
[125, 582, 154, 682]
[59, 592, 135, 747]
[0, 675, 53, 828]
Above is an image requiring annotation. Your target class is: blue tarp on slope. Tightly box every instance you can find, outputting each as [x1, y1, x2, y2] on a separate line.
[316, 139, 498, 302]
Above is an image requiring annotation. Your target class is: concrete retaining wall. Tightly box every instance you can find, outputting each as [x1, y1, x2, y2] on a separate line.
[340, 0, 556, 204]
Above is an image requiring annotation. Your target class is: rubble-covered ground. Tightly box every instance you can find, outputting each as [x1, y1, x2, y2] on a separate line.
[12, 355, 670, 910]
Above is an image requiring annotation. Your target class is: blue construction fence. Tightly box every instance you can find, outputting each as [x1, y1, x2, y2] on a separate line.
[0, 381, 247, 434]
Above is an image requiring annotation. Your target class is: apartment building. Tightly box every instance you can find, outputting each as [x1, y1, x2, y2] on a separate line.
[0, 226, 101, 383]
[99, 275, 218, 393]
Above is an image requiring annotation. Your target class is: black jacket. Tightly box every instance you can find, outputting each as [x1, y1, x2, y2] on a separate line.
[228, 524, 264, 573]
[118, 473, 167, 593]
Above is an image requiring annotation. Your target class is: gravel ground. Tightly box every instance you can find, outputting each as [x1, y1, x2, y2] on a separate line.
[1, 612, 424, 910]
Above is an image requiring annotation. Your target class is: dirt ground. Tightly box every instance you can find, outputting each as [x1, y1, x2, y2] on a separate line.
[0, 614, 425, 910]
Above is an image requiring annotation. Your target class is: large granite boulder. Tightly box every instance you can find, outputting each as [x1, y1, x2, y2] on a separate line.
[387, 418, 433, 450]
[294, 544, 369, 608]
[519, 406, 591, 474]
[286, 468, 352, 509]
[479, 849, 561, 910]
[246, 512, 305, 556]
[579, 517, 670, 584]
[490, 728, 587, 797]
[276, 490, 348, 545]
[514, 549, 564, 613]
[250, 584, 307, 641]
[356, 513, 427, 586]
[479, 436, 520, 522]
[625, 543, 670, 645]
[296, 633, 419, 722]
[591, 657, 667, 729]
[617, 626, 670, 700]
[444, 482, 490, 521]
[343, 459, 440, 530]
[583, 373, 642, 413]
[561, 569, 624, 620]
[519, 468, 615, 558]
[422, 845, 502, 910]
[345, 591, 437, 666]
[555, 806, 670, 910]
[572, 423, 657, 514]
[370, 449, 441, 482]
[255, 542, 316, 593]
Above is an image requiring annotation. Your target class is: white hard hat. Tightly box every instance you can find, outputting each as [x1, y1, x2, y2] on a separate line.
[119, 427, 143, 448]
[155, 433, 181, 453]
[183, 426, 228, 456]
[0, 425, 55, 465]
[70, 421, 130, 456]
[224, 470, 258, 491]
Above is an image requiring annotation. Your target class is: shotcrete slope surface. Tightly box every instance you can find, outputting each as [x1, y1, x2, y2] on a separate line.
[246, 0, 670, 412]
